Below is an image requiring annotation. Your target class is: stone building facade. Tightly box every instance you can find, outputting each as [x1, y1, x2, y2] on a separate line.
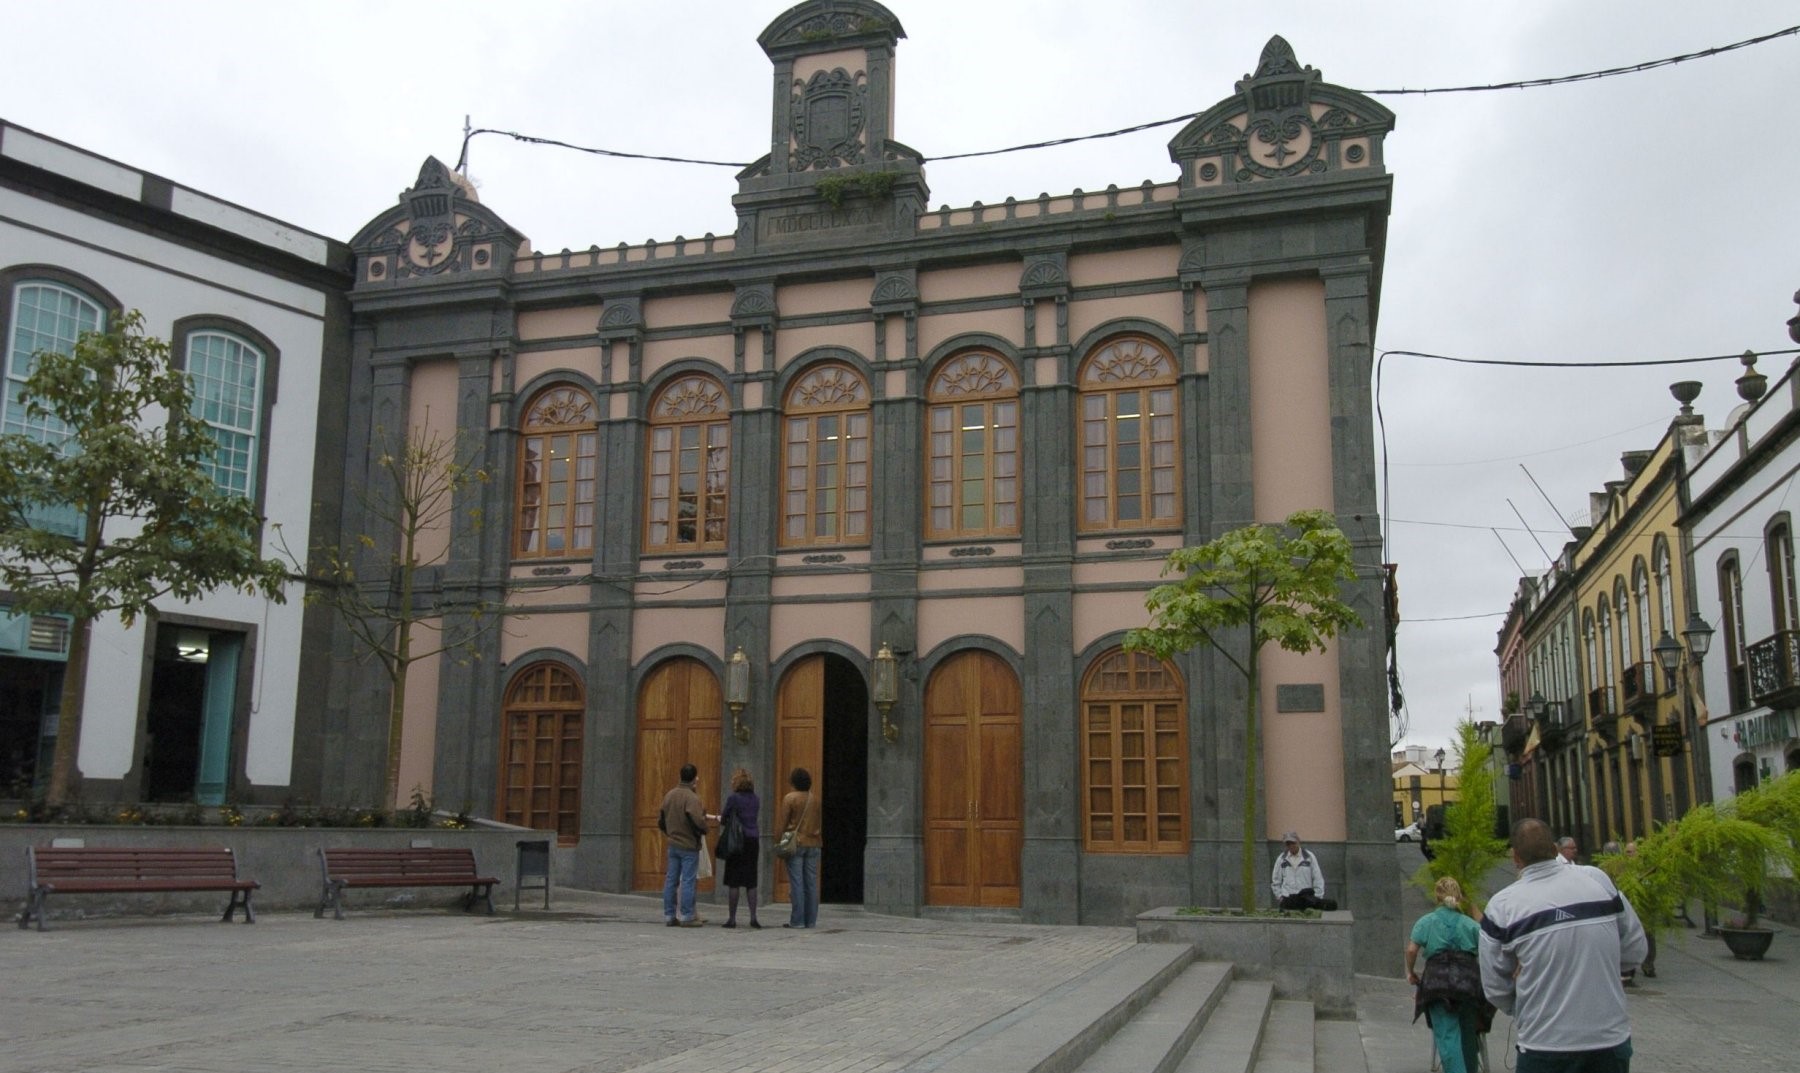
[329, 1, 1399, 969]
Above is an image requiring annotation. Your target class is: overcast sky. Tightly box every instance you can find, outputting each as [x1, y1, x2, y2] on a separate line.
[4, 1, 1796, 758]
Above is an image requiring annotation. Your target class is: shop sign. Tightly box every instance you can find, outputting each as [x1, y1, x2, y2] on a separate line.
[1651, 724, 1683, 758]
[1735, 710, 1798, 750]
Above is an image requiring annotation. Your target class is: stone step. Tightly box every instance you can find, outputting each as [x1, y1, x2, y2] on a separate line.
[1072, 961, 1233, 1073]
[1172, 979, 1274, 1073]
[1250, 999, 1314, 1073]
[901, 942, 1194, 1073]
[1311, 1018, 1372, 1073]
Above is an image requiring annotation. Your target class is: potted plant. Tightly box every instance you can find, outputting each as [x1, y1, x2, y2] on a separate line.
[1717, 771, 1800, 957]
[1616, 798, 1795, 961]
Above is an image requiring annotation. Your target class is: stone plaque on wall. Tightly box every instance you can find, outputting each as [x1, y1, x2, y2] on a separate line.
[1276, 684, 1325, 713]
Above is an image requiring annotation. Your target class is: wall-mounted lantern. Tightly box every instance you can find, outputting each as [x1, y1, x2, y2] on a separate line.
[726, 646, 751, 744]
[871, 642, 900, 744]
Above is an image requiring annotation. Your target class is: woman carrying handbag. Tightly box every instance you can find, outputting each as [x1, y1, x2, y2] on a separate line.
[776, 767, 822, 928]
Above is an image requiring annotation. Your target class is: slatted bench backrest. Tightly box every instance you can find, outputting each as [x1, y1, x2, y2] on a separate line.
[322, 847, 481, 880]
[31, 847, 242, 886]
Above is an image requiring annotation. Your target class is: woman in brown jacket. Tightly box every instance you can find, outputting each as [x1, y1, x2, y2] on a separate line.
[777, 767, 822, 928]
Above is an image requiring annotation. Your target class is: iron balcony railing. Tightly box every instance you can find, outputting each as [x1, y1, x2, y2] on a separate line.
[1747, 630, 1800, 709]
[1587, 685, 1617, 720]
[1621, 662, 1656, 712]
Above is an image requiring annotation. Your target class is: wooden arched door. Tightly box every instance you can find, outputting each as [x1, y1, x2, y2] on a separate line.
[773, 656, 824, 906]
[924, 649, 1022, 906]
[497, 662, 584, 845]
[632, 657, 722, 892]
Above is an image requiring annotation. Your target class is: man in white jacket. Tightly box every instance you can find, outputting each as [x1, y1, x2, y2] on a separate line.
[1480, 818, 1647, 1071]
[1270, 831, 1336, 910]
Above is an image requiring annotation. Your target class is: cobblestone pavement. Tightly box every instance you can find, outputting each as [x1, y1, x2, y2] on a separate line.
[0, 892, 1134, 1073]
[4, 875, 1795, 1073]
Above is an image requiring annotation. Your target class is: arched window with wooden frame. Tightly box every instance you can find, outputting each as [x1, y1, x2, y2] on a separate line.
[1719, 553, 1748, 712]
[1080, 647, 1187, 853]
[498, 662, 585, 845]
[645, 373, 729, 553]
[1632, 561, 1652, 665]
[1597, 600, 1616, 696]
[926, 350, 1020, 540]
[1653, 538, 1675, 639]
[1614, 581, 1634, 670]
[1768, 521, 1798, 633]
[1077, 335, 1180, 532]
[781, 362, 871, 547]
[5, 279, 103, 447]
[515, 385, 597, 558]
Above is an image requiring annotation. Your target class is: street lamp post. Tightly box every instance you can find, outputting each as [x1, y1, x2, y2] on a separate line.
[1653, 612, 1717, 935]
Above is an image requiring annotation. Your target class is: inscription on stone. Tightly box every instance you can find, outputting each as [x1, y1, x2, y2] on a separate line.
[1276, 683, 1325, 713]
[763, 206, 878, 239]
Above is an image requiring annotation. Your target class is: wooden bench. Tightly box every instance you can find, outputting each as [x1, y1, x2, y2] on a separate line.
[19, 846, 257, 931]
[316, 846, 498, 919]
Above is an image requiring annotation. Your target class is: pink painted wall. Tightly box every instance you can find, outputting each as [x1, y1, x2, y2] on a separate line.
[916, 308, 1023, 354]
[407, 359, 460, 566]
[1249, 278, 1332, 517]
[393, 615, 442, 808]
[631, 606, 725, 665]
[776, 323, 875, 366]
[1069, 293, 1183, 346]
[1069, 247, 1180, 287]
[642, 336, 732, 380]
[772, 602, 870, 661]
[778, 278, 869, 317]
[517, 306, 598, 340]
[918, 262, 1020, 302]
[1074, 590, 1158, 654]
[498, 611, 588, 668]
[1247, 277, 1345, 841]
[919, 594, 1024, 655]
[516, 348, 601, 392]
[645, 292, 732, 328]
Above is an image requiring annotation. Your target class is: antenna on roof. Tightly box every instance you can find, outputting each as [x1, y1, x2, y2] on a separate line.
[458, 115, 472, 175]
[1491, 528, 1527, 576]
[1506, 499, 1554, 564]
[1520, 464, 1574, 537]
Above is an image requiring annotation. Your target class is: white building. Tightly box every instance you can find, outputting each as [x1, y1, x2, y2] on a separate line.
[1684, 352, 1800, 800]
[0, 120, 352, 803]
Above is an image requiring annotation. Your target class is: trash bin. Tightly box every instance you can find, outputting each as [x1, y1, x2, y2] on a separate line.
[516, 839, 551, 910]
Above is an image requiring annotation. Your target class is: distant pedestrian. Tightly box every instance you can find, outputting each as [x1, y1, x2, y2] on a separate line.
[777, 767, 821, 928]
[1271, 831, 1337, 911]
[1406, 876, 1492, 1073]
[1480, 818, 1647, 1071]
[1557, 836, 1579, 865]
[659, 763, 709, 927]
[718, 767, 762, 929]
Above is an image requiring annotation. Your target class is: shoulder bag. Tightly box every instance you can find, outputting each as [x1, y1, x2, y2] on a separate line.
[775, 792, 813, 860]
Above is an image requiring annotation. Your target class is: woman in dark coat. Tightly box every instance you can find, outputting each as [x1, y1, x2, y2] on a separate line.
[718, 766, 761, 928]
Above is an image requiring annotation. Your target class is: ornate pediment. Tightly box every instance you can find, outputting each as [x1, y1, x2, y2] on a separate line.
[1166, 36, 1394, 193]
[350, 156, 524, 286]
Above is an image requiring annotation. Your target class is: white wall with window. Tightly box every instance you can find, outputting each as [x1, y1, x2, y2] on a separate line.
[1685, 358, 1800, 802]
[0, 121, 348, 801]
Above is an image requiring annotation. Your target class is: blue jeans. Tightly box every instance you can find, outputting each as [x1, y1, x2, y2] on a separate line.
[663, 845, 699, 921]
[786, 846, 820, 927]
[1516, 1039, 1631, 1073]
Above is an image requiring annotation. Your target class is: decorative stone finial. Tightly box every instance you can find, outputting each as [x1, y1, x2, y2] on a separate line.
[1737, 350, 1768, 403]
[1670, 380, 1701, 415]
[1788, 288, 1800, 345]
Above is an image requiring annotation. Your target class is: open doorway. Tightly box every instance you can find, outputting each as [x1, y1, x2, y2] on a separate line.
[143, 627, 243, 804]
[775, 652, 869, 905]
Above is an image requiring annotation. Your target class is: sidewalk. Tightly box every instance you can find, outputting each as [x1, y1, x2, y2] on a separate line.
[1354, 911, 1800, 1073]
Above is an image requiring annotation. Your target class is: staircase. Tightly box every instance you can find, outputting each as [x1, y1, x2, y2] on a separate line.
[900, 945, 1370, 1073]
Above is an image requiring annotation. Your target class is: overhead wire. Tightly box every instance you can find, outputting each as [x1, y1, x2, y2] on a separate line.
[454, 24, 1799, 172]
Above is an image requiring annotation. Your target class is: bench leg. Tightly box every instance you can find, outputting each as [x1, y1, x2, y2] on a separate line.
[316, 881, 345, 920]
[466, 883, 496, 915]
[22, 889, 47, 932]
[223, 889, 255, 924]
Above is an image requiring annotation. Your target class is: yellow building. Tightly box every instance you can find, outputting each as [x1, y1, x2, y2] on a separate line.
[1391, 749, 1458, 827]
[1560, 407, 1709, 844]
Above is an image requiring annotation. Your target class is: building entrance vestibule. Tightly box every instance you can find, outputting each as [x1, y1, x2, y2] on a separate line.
[142, 627, 243, 804]
[774, 653, 868, 906]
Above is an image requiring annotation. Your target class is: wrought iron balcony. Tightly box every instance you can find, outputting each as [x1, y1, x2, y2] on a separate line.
[1587, 684, 1617, 720]
[1621, 662, 1656, 712]
[1501, 713, 1532, 755]
[1747, 630, 1800, 709]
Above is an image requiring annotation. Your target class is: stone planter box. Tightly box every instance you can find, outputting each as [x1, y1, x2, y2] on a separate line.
[1, 822, 557, 925]
[1136, 907, 1355, 1016]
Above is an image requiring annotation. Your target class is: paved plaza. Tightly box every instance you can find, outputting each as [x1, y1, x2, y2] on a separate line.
[3, 860, 1797, 1072]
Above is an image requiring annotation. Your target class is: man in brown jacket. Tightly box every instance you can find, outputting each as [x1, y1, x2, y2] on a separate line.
[659, 763, 708, 926]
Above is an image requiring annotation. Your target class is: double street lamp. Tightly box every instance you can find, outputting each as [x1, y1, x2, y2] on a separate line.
[1652, 611, 1717, 934]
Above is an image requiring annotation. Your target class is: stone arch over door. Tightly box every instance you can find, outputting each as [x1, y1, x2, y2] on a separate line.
[632, 656, 722, 892]
[923, 648, 1022, 907]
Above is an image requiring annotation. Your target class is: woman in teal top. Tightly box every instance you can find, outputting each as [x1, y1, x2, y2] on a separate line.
[1405, 876, 1487, 1073]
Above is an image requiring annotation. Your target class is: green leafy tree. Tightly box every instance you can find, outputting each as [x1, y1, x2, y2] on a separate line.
[0, 312, 290, 806]
[1414, 720, 1509, 911]
[288, 426, 492, 808]
[1125, 508, 1363, 911]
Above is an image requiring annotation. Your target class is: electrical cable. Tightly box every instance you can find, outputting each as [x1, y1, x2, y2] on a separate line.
[454, 24, 1799, 172]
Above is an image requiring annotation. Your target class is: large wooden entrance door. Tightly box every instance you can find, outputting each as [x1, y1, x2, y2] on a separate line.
[632, 657, 722, 892]
[924, 650, 1022, 907]
[773, 656, 824, 906]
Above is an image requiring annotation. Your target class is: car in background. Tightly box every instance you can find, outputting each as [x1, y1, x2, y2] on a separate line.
[1395, 820, 1422, 842]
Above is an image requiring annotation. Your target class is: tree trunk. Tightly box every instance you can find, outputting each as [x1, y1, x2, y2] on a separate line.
[1242, 609, 1260, 912]
[384, 620, 410, 810]
[45, 616, 94, 807]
